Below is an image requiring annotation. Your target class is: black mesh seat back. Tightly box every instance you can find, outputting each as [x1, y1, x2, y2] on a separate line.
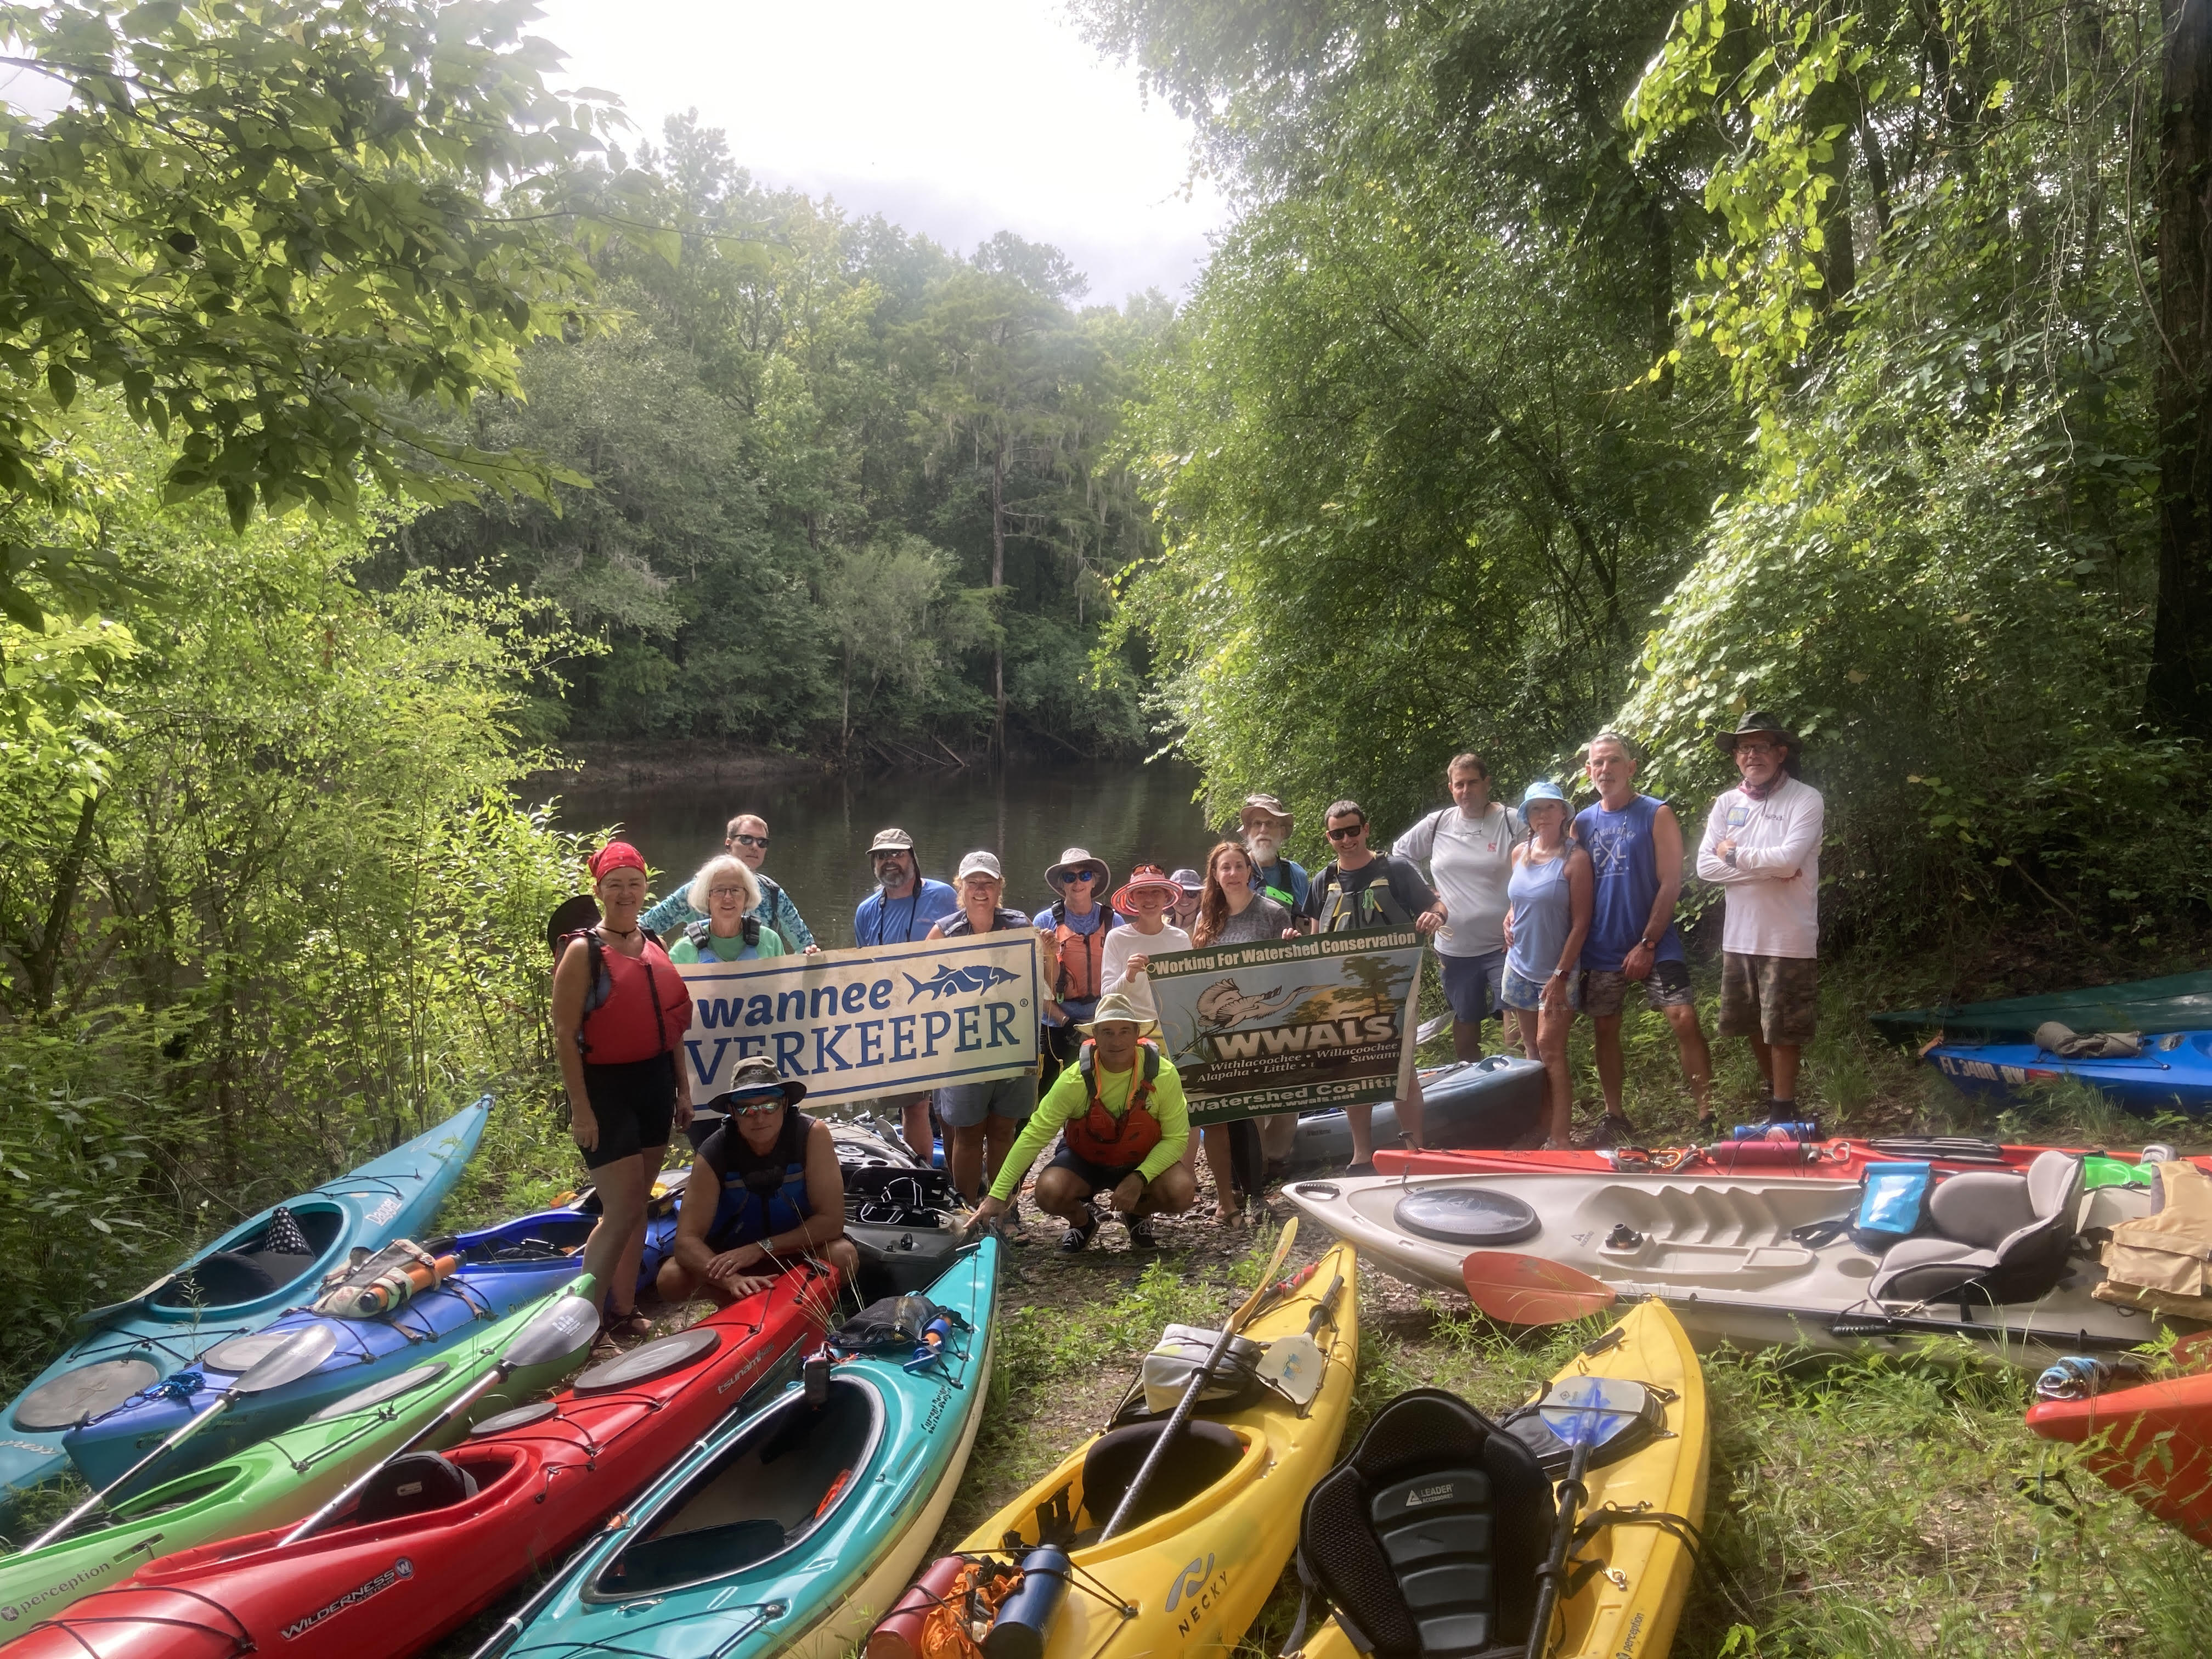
[351, 1451, 478, 1525]
[1297, 1390, 1554, 1659]
[1079, 1419, 1245, 1533]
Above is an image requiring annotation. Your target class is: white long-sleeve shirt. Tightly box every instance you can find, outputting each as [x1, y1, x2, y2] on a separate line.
[1100, 921, 1193, 1021]
[1694, 777, 1824, 959]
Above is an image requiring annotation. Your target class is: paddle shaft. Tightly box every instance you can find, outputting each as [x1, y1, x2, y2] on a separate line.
[1098, 1220, 1296, 1543]
[1523, 1434, 1595, 1659]
[25, 1393, 237, 1552]
[279, 1359, 511, 1545]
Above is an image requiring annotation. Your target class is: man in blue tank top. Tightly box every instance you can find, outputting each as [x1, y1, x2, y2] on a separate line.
[1572, 732, 1712, 1143]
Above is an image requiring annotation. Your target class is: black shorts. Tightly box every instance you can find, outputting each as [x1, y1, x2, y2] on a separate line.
[1047, 1142, 1146, 1193]
[579, 1053, 677, 1170]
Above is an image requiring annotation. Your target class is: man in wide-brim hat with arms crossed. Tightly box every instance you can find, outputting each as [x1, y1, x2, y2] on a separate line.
[1694, 712, 1825, 1122]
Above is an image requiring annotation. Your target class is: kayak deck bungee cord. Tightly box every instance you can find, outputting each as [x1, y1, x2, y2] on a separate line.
[7, 1259, 844, 1658]
[0, 1098, 492, 1509]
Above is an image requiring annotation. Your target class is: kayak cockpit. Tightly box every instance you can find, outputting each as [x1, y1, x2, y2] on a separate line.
[588, 1376, 884, 1600]
[154, 1203, 347, 1312]
[1011, 1418, 1263, 1556]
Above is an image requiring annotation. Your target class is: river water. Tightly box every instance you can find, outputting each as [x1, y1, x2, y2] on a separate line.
[554, 760, 1217, 946]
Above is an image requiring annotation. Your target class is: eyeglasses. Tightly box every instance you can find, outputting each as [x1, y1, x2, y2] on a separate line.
[727, 833, 769, 849]
[727, 1094, 785, 1115]
[708, 885, 749, 900]
[871, 850, 909, 862]
[1327, 823, 1365, 840]
[1734, 742, 1780, 758]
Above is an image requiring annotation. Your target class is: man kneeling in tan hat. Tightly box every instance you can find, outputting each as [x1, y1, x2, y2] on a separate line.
[972, 992, 1195, 1252]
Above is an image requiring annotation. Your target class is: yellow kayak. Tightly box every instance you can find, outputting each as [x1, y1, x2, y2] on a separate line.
[1294, 1298, 1707, 1659]
[894, 1240, 1360, 1659]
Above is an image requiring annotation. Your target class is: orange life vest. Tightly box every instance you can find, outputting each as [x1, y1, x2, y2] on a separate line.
[1048, 902, 1113, 1005]
[1063, 1039, 1165, 1167]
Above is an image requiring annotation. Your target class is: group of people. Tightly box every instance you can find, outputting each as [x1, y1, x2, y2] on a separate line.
[543, 713, 1825, 1337]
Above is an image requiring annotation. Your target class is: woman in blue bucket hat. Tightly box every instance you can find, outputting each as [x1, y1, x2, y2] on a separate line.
[1500, 781, 1593, 1147]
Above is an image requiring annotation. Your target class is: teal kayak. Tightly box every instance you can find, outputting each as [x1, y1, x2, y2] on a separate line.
[489, 1237, 1001, 1659]
[0, 1097, 490, 1508]
[1871, 970, 2212, 1044]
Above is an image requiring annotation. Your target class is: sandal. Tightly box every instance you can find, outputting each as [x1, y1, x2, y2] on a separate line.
[600, 1308, 652, 1341]
[1214, 1202, 1247, 1226]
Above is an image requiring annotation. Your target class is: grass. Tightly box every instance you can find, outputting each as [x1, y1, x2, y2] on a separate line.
[18, 949, 2212, 1656]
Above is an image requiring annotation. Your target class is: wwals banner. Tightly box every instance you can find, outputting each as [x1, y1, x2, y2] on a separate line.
[1149, 930, 1423, 1126]
[675, 932, 1040, 1106]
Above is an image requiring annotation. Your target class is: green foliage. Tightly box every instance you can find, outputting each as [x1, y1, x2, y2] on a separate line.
[0, 0, 617, 630]
[0, 411, 589, 1378]
[395, 115, 1164, 759]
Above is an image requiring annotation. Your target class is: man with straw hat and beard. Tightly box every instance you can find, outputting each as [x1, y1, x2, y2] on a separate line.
[971, 991, 1196, 1252]
[1034, 846, 1121, 1094]
[1695, 712, 1825, 1124]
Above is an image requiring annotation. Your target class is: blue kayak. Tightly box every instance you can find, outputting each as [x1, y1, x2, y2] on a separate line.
[1927, 1032, 2212, 1115]
[488, 1236, 1001, 1659]
[60, 1250, 584, 1493]
[0, 1098, 489, 1507]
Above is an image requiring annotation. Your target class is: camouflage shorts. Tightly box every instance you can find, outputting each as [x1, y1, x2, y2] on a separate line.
[1718, 951, 1818, 1046]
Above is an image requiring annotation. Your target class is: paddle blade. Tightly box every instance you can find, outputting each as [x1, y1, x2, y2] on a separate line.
[234, 1323, 341, 1393]
[1460, 1251, 1616, 1326]
[1537, 1375, 1652, 1450]
[502, 1287, 606, 1369]
[1256, 1334, 1325, 1406]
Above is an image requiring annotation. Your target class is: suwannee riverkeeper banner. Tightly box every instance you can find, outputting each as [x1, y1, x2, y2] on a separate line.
[673, 932, 1041, 1106]
[1148, 930, 1423, 1126]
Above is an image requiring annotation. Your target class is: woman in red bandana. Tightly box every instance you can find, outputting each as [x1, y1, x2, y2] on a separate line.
[553, 841, 695, 1340]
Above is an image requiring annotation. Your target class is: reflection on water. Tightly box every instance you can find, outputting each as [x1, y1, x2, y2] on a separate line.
[551, 761, 1217, 947]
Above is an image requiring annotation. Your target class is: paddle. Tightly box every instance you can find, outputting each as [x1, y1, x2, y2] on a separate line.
[280, 1280, 602, 1546]
[1524, 1375, 1656, 1659]
[1462, 1250, 1617, 1327]
[1098, 1218, 1298, 1544]
[26, 1322, 342, 1551]
[1255, 1269, 1345, 1408]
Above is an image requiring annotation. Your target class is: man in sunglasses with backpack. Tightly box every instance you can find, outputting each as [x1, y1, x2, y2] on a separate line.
[643, 812, 817, 955]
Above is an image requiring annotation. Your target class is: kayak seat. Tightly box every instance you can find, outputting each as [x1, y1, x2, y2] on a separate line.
[1871, 1151, 2084, 1306]
[1075, 1419, 1245, 1540]
[1294, 1389, 1554, 1659]
[159, 1246, 314, 1307]
[351, 1451, 478, 1525]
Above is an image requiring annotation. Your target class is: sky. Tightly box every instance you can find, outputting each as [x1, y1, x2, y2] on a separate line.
[529, 0, 1231, 307]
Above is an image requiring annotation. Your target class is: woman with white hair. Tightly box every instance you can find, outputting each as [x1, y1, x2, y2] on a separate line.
[668, 854, 787, 963]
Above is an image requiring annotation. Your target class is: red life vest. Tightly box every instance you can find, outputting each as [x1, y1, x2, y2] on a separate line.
[1049, 902, 1114, 1004]
[569, 932, 691, 1064]
[1063, 1039, 1165, 1167]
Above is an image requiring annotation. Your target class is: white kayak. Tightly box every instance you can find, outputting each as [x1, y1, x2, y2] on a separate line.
[1283, 1153, 2195, 1361]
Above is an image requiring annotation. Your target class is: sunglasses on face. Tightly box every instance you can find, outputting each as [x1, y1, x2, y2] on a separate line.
[1327, 823, 1366, 840]
[727, 833, 769, 849]
[1063, 872, 1096, 885]
[727, 1093, 786, 1116]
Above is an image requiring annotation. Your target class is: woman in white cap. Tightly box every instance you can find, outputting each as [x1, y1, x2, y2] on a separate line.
[926, 851, 1043, 1200]
[1034, 847, 1120, 1093]
[1099, 863, 1193, 1022]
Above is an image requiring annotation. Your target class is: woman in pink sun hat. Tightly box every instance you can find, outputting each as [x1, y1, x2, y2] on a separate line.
[1099, 863, 1192, 1022]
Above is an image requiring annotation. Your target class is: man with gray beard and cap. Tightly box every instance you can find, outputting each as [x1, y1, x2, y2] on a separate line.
[854, 827, 959, 1164]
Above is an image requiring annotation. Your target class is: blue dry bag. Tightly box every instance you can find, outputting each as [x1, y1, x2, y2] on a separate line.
[1850, 1162, 1934, 1253]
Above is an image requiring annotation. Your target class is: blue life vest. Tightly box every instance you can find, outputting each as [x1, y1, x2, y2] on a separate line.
[704, 1108, 814, 1251]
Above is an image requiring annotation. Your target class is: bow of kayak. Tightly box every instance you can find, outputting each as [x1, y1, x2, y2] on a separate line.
[0, 1097, 492, 1508]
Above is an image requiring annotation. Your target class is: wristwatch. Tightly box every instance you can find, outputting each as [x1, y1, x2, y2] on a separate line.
[1637, 936, 1657, 951]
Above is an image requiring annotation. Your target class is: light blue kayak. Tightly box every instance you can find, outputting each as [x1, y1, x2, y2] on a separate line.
[487, 1235, 1001, 1659]
[0, 1097, 490, 1507]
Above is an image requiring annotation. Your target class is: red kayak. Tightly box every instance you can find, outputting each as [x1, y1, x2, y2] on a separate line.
[9, 1259, 840, 1659]
[2026, 1343, 2212, 1547]
[1374, 1136, 2194, 1181]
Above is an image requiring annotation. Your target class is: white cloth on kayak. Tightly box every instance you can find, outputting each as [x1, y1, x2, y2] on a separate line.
[1392, 802, 1525, 957]
[1099, 921, 1192, 1022]
[1694, 776, 1824, 959]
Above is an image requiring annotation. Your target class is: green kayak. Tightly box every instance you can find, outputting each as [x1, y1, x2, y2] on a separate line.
[1870, 969, 2212, 1045]
[0, 1282, 599, 1632]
